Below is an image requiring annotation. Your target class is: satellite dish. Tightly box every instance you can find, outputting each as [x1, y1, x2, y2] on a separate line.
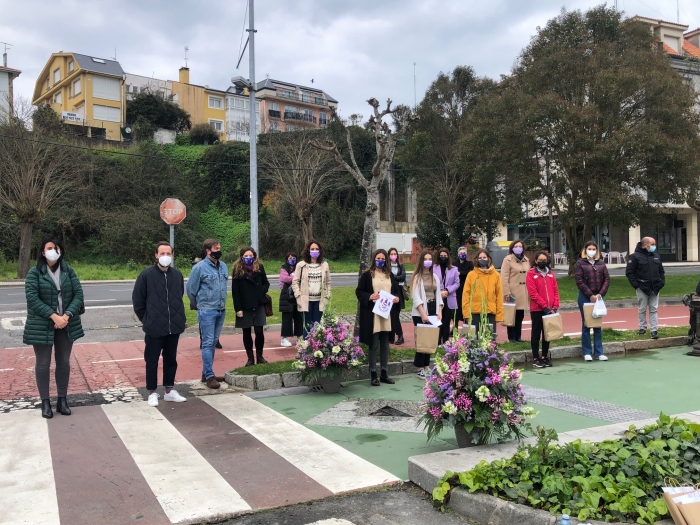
[125, 127, 132, 134]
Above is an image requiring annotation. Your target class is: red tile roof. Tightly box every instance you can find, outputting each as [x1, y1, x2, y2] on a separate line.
[662, 42, 681, 55]
[683, 39, 700, 59]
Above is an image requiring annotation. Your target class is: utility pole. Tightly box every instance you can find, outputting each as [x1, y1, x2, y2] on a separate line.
[248, 0, 259, 253]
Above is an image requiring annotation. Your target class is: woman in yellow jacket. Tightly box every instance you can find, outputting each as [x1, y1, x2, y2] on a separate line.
[462, 249, 503, 339]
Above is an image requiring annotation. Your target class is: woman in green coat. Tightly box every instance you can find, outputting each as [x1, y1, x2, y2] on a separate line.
[23, 236, 84, 418]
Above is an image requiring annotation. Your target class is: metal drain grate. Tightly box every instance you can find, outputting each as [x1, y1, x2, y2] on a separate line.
[369, 406, 412, 418]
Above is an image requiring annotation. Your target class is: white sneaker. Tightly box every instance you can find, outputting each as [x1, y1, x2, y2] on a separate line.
[417, 369, 426, 378]
[584, 355, 593, 362]
[164, 389, 187, 402]
[596, 355, 608, 361]
[147, 392, 160, 407]
[280, 338, 292, 347]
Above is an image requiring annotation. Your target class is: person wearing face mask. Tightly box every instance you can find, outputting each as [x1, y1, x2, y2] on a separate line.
[24, 236, 84, 419]
[433, 247, 460, 344]
[626, 237, 665, 340]
[526, 252, 560, 368]
[231, 246, 270, 366]
[387, 247, 406, 345]
[410, 250, 443, 378]
[462, 250, 503, 338]
[292, 239, 332, 335]
[279, 251, 302, 347]
[455, 246, 474, 330]
[187, 239, 229, 389]
[575, 241, 611, 362]
[356, 249, 401, 386]
[500, 239, 530, 343]
[132, 242, 187, 407]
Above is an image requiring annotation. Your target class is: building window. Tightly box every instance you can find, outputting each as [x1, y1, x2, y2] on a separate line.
[68, 60, 74, 73]
[54, 91, 62, 104]
[270, 102, 279, 111]
[209, 119, 223, 132]
[208, 96, 223, 109]
[315, 96, 325, 105]
[93, 104, 120, 122]
[53, 68, 61, 85]
[319, 111, 328, 125]
[72, 79, 81, 96]
[281, 89, 294, 99]
[46, 78, 50, 90]
[93, 76, 121, 101]
[286, 124, 297, 132]
[269, 121, 280, 132]
[301, 92, 311, 102]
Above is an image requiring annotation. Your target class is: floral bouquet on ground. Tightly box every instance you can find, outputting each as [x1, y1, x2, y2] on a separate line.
[293, 310, 365, 383]
[420, 331, 536, 446]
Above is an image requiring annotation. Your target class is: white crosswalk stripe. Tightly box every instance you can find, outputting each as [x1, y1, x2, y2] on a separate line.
[203, 394, 401, 493]
[102, 402, 251, 524]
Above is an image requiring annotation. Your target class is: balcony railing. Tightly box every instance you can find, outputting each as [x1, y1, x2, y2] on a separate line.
[268, 109, 281, 118]
[319, 119, 328, 127]
[277, 91, 328, 106]
[284, 112, 317, 124]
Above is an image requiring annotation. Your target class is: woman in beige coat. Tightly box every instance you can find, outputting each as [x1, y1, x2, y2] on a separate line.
[500, 239, 530, 342]
[292, 239, 332, 335]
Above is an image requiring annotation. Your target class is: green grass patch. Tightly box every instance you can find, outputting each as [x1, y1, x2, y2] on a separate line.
[231, 360, 297, 376]
[556, 274, 698, 302]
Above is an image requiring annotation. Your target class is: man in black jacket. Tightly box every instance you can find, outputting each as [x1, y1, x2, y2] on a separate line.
[132, 242, 187, 407]
[626, 237, 665, 340]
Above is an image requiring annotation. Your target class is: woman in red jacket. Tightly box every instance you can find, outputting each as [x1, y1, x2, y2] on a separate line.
[526, 251, 560, 368]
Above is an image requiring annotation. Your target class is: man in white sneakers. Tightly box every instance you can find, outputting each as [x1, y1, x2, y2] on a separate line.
[133, 242, 188, 406]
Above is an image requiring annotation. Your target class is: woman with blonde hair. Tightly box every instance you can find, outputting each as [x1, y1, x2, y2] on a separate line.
[410, 250, 443, 378]
[462, 249, 503, 338]
[575, 240, 610, 362]
[356, 249, 401, 386]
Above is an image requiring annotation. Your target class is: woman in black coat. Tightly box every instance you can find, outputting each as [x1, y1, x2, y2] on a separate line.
[231, 246, 270, 366]
[356, 249, 400, 386]
[388, 247, 406, 345]
[455, 246, 474, 328]
[278, 251, 302, 347]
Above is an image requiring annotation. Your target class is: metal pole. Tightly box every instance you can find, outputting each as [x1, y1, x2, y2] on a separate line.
[170, 224, 175, 267]
[248, 0, 258, 253]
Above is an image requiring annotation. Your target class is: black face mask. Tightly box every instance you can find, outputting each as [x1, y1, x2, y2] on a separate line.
[537, 261, 548, 270]
[439, 256, 448, 264]
[210, 250, 222, 260]
[478, 259, 489, 268]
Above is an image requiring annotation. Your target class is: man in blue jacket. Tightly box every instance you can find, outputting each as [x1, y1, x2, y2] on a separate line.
[626, 237, 665, 340]
[133, 242, 187, 407]
[186, 239, 228, 389]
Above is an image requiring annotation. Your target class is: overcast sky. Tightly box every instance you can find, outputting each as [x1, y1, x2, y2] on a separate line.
[2, 0, 699, 120]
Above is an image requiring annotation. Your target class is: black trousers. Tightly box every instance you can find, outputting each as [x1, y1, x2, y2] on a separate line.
[506, 309, 526, 341]
[369, 331, 390, 373]
[281, 310, 303, 337]
[413, 300, 437, 368]
[33, 328, 73, 399]
[144, 333, 180, 391]
[439, 306, 454, 344]
[390, 305, 403, 340]
[471, 313, 497, 340]
[243, 326, 265, 358]
[530, 311, 550, 359]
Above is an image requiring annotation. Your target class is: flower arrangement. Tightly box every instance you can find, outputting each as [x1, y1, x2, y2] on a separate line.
[293, 310, 365, 383]
[420, 330, 535, 445]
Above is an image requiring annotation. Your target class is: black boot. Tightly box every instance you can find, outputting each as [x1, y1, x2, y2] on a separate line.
[56, 397, 71, 416]
[245, 349, 255, 367]
[256, 353, 268, 365]
[380, 370, 395, 385]
[370, 370, 380, 387]
[41, 399, 53, 419]
[395, 335, 404, 345]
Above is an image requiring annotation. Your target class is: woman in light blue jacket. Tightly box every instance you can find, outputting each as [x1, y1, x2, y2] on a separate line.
[433, 247, 460, 344]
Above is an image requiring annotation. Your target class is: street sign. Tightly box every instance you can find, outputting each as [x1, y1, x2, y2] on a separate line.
[160, 198, 186, 225]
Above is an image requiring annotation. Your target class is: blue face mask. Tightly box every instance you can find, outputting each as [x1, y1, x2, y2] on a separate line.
[458, 253, 467, 260]
[288, 258, 296, 266]
[648, 245, 656, 253]
[243, 256, 254, 265]
[375, 259, 386, 269]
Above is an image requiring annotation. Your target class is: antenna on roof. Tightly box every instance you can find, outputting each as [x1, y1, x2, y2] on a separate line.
[111, 47, 117, 61]
[184, 46, 189, 68]
[0, 42, 12, 68]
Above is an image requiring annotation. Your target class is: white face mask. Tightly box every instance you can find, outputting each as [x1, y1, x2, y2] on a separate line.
[158, 256, 173, 267]
[45, 249, 60, 262]
[586, 249, 597, 259]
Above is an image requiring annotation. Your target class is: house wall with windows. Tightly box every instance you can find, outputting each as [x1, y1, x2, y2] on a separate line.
[0, 60, 21, 119]
[32, 52, 125, 141]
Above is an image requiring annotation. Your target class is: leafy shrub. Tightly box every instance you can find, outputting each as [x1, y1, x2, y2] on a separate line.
[197, 205, 250, 257]
[189, 123, 221, 145]
[434, 414, 700, 523]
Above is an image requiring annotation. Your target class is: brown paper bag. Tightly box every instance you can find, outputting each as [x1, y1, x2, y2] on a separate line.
[679, 500, 700, 525]
[663, 487, 695, 525]
[415, 325, 440, 354]
[501, 303, 516, 327]
[542, 313, 564, 342]
[583, 303, 603, 328]
[460, 324, 476, 338]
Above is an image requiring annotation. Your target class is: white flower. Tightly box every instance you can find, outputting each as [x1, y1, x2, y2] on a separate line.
[476, 386, 490, 402]
[522, 406, 538, 418]
[299, 339, 309, 349]
[458, 357, 470, 373]
[442, 402, 457, 415]
[313, 350, 323, 358]
[350, 359, 360, 367]
[435, 358, 448, 377]
[332, 345, 341, 354]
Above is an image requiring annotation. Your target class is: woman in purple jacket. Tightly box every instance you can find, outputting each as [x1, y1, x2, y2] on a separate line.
[434, 247, 461, 344]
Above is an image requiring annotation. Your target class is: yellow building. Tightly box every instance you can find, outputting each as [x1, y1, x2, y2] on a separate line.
[32, 52, 126, 141]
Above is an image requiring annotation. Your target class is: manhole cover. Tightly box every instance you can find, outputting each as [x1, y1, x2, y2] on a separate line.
[369, 405, 412, 418]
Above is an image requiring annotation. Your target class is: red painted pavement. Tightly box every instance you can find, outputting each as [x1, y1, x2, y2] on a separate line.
[0, 305, 690, 400]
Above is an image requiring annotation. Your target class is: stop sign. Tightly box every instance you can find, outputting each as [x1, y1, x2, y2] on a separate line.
[160, 198, 186, 225]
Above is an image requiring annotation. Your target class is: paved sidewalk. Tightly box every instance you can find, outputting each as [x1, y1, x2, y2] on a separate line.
[0, 393, 399, 525]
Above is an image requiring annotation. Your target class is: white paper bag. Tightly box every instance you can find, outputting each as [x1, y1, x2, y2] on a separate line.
[592, 297, 607, 318]
[372, 290, 395, 319]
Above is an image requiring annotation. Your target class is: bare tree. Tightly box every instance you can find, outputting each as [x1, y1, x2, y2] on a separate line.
[261, 130, 338, 244]
[0, 120, 84, 277]
[311, 98, 418, 274]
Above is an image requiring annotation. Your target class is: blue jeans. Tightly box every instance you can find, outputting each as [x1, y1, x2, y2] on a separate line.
[304, 300, 322, 336]
[198, 309, 225, 379]
[578, 291, 603, 357]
